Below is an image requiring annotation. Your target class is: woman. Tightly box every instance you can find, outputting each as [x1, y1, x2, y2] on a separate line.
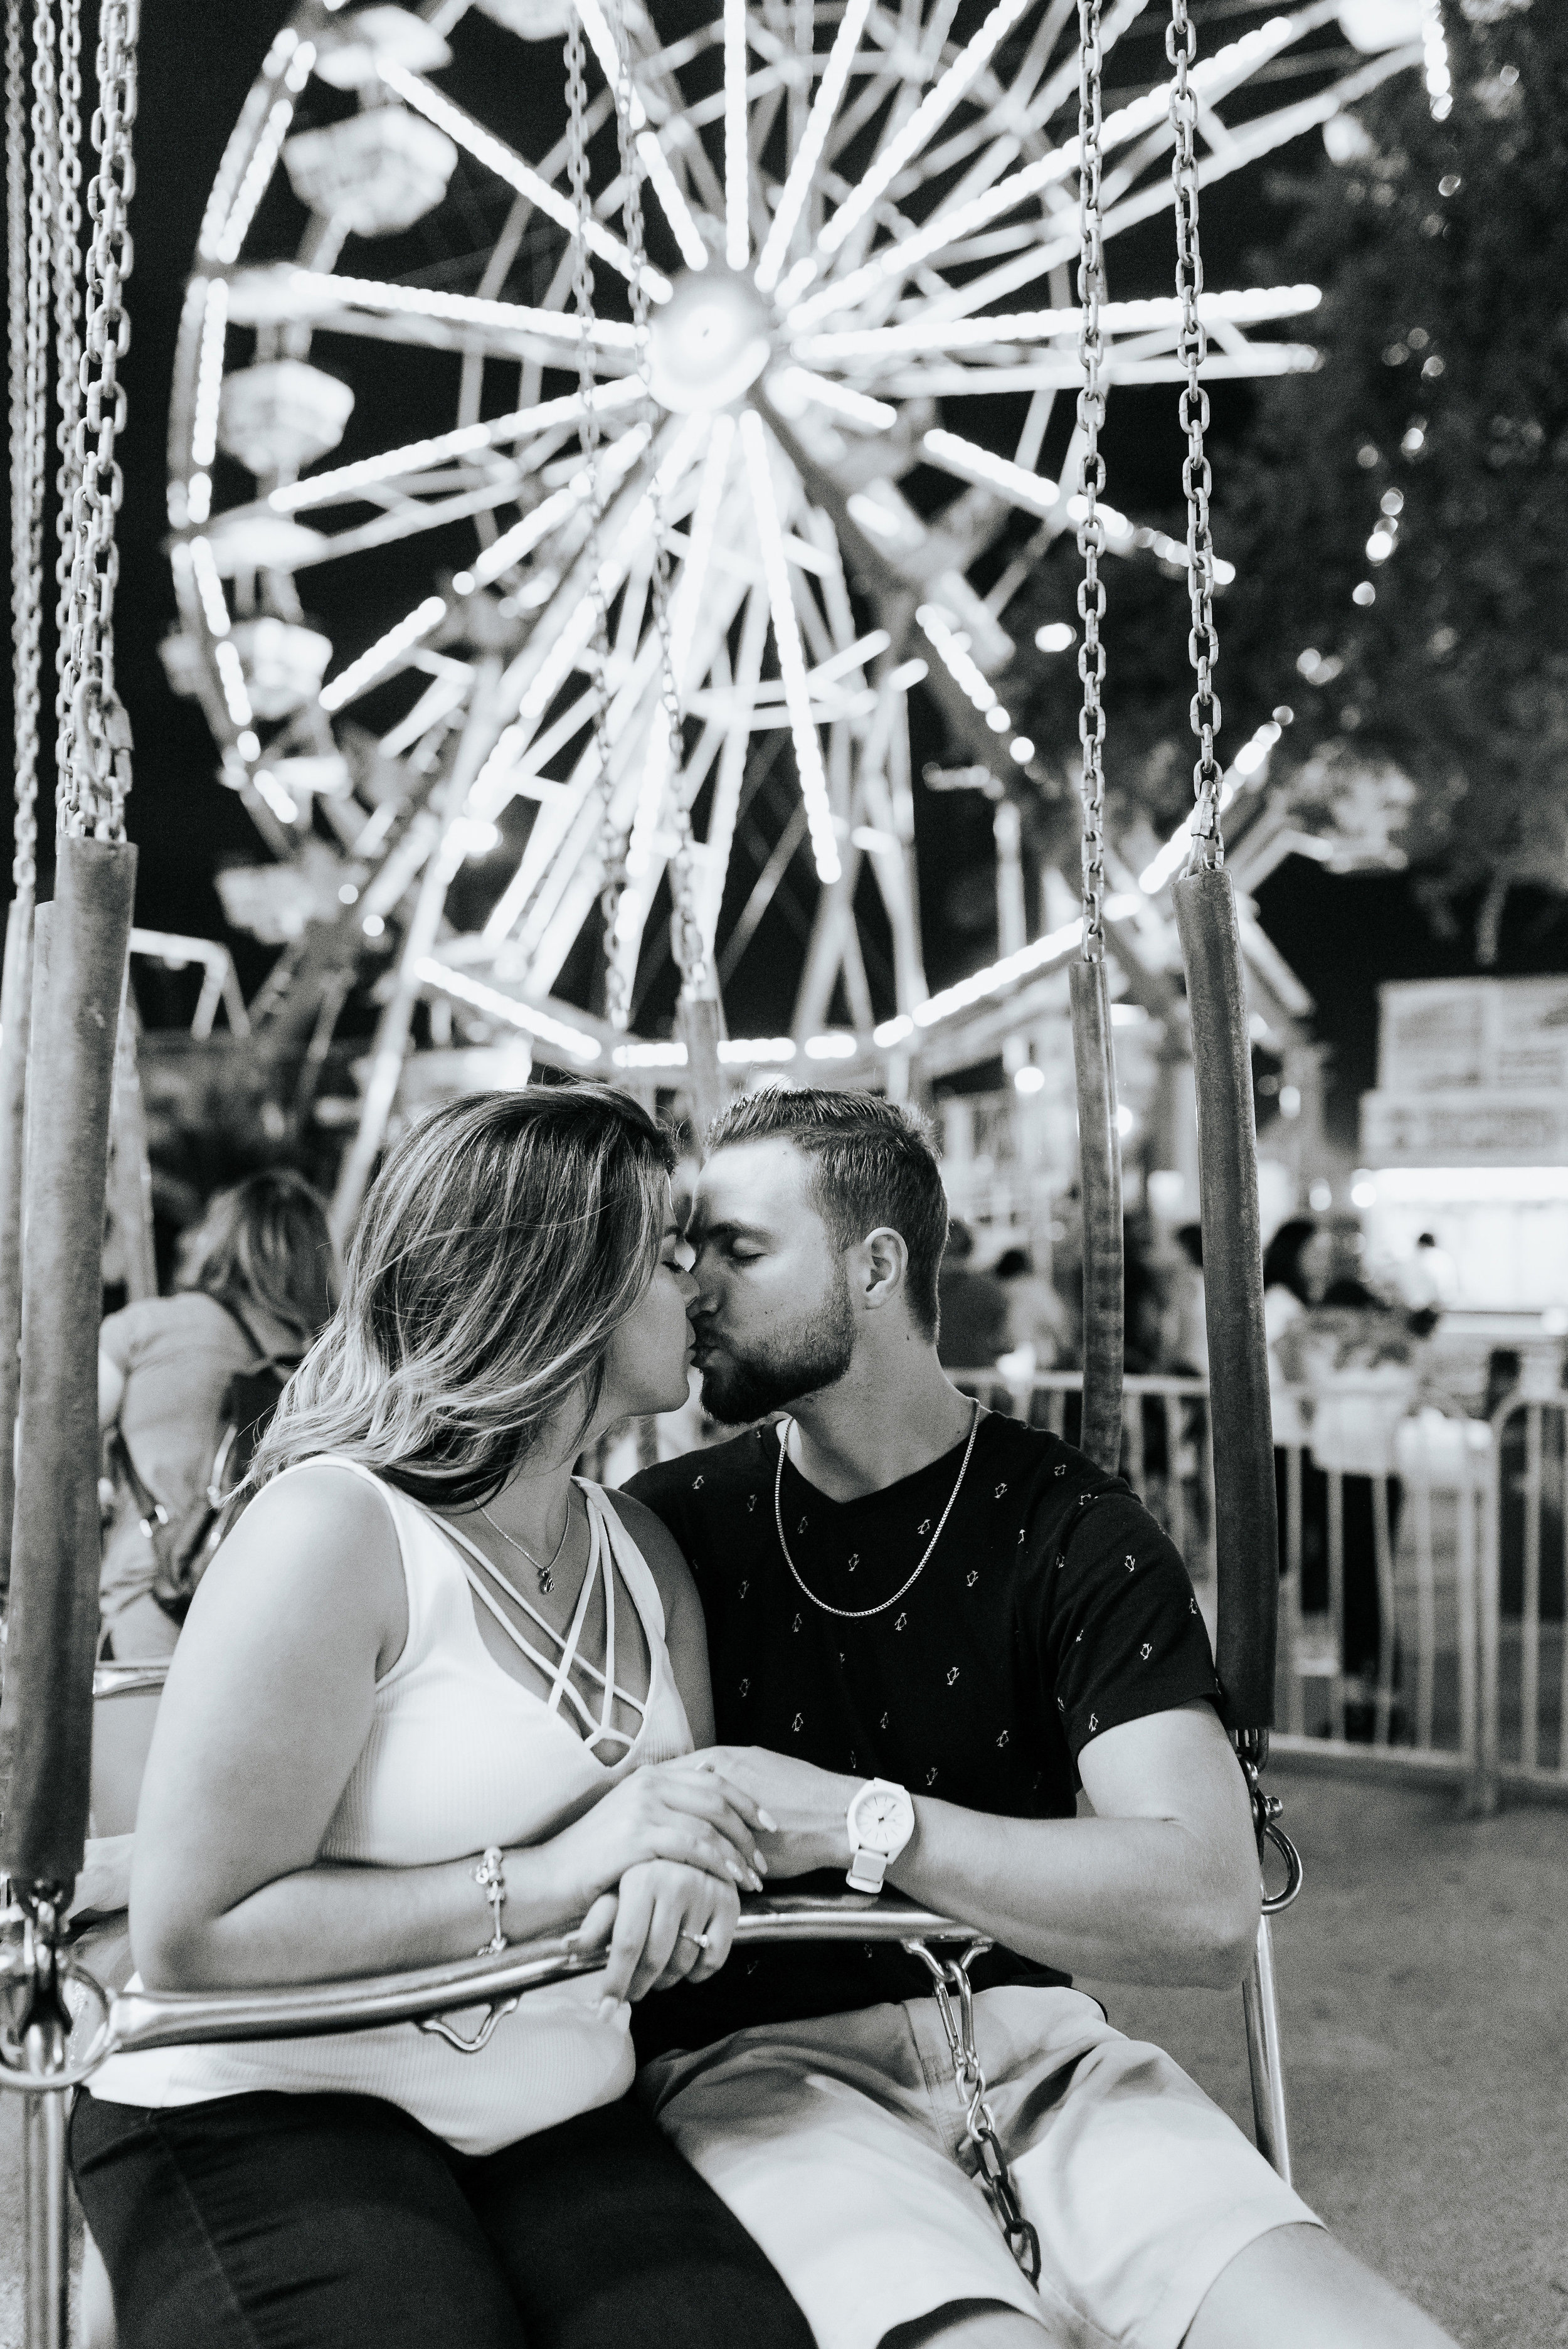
[98, 1169, 338, 1660]
[72, 1086, 813, 2349]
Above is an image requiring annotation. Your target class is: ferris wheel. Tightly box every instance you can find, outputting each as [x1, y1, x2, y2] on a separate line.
[163, 0, 1419, 1165]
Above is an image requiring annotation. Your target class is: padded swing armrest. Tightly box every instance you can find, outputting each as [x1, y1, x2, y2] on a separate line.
[102, 1894, 979, 2060]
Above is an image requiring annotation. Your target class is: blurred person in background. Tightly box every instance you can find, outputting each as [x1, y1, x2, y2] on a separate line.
[98, 1169, 338, 1662]
[993, 1244, 1067, 1374]
[1397, 1231, 1458, 1315]
[1168, 1224, 1209, 1378]
[934, 1217, 1009, 1371]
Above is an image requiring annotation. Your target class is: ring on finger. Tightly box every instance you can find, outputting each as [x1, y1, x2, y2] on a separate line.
[679, 1929, 712, 1951]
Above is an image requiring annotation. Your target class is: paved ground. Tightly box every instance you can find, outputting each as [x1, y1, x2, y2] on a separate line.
[1, 1762, 1562, 2346]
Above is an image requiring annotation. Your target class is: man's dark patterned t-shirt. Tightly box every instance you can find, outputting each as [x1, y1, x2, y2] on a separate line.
[626, 1411, 1222, 2060]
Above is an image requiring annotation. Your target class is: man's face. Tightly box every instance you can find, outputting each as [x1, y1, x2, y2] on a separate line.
[686, 1137, 855, 1424]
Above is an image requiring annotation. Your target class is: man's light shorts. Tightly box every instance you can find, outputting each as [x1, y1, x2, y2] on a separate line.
[640, 1987, 1318, 2349]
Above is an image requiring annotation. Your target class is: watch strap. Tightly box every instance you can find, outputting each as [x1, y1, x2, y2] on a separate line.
[845, 1847, 888, 1895]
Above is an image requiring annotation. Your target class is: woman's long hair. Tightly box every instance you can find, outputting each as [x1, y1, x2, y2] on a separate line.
[253, 1084, 675, 1509]
[180, 1169, 337, 1341]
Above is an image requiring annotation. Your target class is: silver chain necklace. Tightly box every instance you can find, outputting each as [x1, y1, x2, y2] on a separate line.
[477, 1494, 575, 1596]
[773, 1400, 982, 1623]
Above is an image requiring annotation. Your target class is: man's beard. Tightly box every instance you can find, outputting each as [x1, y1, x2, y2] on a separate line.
[696, 1266, 854, 1426]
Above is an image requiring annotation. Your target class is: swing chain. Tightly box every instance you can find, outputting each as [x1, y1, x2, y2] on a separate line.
[1167, 0, 1223, 869]
[565, 11, 628, 1026]
[608, 14, 708, 1002]
[1074, 0, 1108, 963]
[52, 0, 82, 820]
[906, 1939, 1042, 2284]
[9, 0, 55, 891]
[61, 0, 135, 842]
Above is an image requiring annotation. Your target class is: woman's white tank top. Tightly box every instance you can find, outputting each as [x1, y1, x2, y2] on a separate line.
[89, 1456, 694, 2155]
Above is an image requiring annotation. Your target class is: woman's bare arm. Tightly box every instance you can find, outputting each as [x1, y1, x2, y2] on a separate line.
[132, 1468, 766, 1992]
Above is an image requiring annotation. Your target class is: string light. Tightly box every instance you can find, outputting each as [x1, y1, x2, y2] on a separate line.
[230, 269, 640, 350]
[270, 380, 645, 516]
[754, 0, 875, 292]
[1421, 1, 1451, 120]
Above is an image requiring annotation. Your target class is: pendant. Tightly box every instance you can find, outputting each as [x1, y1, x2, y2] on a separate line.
[538, 1566, 553, 1596]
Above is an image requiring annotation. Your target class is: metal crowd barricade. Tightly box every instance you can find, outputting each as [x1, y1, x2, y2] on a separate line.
[1483, 1388, 1567, 1801]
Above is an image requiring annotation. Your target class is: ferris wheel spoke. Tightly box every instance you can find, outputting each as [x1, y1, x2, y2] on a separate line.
[724, 0, 751, 267]
[268, 379, 646, 518]
[740, 410, 841, 886]
[376, 61, 670, 302]
[226, 267, 642, 356]
[756, 0, 876, 294]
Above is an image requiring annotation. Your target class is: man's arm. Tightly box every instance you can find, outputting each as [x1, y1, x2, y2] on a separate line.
[698, 1700, 1261, 1990]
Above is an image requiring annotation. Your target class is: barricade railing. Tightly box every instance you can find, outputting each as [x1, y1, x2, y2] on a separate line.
[951, 1371, 1505, 1803]
[1483, 1390, 1567, 1801]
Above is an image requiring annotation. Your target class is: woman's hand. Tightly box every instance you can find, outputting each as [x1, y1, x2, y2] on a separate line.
[576, 1862, 740, 2010]
[546, 1758, 773, 1915]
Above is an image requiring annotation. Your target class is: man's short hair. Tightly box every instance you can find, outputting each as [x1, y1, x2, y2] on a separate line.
[704, 1087, 949, 1339]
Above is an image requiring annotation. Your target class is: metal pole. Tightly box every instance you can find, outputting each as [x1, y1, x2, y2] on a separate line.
[1241, 1914, 1292, 2185]
[22, 2064, 68, 2349]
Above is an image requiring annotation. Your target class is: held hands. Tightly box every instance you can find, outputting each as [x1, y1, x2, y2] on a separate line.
[548, 1755, 773, 1916]
[688, 1746, 858, 1879]
[574, 1863, 740, 2012]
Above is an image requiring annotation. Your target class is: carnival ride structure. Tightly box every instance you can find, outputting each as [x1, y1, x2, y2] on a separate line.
[158, 0, 1422, 1221]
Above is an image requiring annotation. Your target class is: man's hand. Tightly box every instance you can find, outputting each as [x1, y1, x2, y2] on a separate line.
[689, 1746, 860, 1880]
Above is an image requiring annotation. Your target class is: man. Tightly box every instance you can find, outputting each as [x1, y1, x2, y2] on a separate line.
[628, 1088, 1454, 2349]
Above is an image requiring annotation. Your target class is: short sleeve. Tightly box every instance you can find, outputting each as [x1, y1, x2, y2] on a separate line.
[98, 1298, 161, 1376]
[1034, 1489, 1222, 1761]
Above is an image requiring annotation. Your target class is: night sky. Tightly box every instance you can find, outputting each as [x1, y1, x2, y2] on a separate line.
[8, 0, 1565, 1149]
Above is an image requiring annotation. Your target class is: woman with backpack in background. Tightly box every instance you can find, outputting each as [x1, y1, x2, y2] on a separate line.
[98, 1169, 338, 1661]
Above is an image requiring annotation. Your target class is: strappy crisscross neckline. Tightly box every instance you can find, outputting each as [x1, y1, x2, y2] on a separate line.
[428, 1486, 654, 1763]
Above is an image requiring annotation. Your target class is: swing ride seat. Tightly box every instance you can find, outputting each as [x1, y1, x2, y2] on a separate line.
[70, 1657, 1297, 2180]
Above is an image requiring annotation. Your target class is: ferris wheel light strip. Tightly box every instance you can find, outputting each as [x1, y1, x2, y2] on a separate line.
[1421, 1, 1451, 120]
[211, 93, 300, 268]
[724, 0, 750, 269]
[740, 411, 842, 886]
[573, 0, 647, 128]
[921, 429, 1235, 583]
[269, 378, 645, 516]
[790, 13, 1311, 329]
[188, 536, 233, 640]
[190, 281, 230, 470]
[319, 595, 450, 714]
[415, 959, 603, 1064]
[625, 416, 735, 886]
[213, 640, 254, 730]
[812, 0, 1037, 272]
[377, 62, 670, 302]
[753, 0, 874, 294]
[457, 423, 652, 595]
[270, 270, 641, 349]
[637, 131, 709, 272]
[794, 284, 1322, 362]
[915, 603, 1009, 733]
[472, 414, 709, 844]
[771, 366, 896, 430]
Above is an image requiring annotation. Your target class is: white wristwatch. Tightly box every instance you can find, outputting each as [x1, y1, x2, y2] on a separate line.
[845, 1778, 915, 1895]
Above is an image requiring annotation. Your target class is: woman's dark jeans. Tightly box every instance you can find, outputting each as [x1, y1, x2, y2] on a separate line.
[72, 2086, 816, 2349]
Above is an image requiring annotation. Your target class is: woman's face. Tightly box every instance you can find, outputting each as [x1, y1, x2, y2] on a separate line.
[595, 1189, 699, 1426]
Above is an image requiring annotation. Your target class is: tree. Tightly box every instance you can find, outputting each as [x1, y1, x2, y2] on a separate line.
[1011, 0, 1568, 958]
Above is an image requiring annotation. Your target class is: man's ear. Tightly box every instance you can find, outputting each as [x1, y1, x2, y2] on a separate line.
[855, 1227, 908, 1313]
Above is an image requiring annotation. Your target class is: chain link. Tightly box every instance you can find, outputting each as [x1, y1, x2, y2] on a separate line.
[607, 18, 707, 1000]
[907, 1942, 1042, 2284]
[10, 0, 56, 888]
[6, 0, 33, 893]
[1167, 0, 1222, 868]
[564, 13, 627, 1025]
[1074, 0, 1107, 961]
[61, 0, 137, 840]
[51, 0, 82, 855]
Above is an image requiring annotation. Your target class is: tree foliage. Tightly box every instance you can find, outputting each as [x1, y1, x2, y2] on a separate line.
[1010, 0, 1568, 955]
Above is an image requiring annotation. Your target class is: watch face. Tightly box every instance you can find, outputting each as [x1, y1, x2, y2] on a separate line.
[851, 1784, 911, 1853]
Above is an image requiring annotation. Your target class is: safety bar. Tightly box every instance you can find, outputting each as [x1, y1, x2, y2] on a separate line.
[87, 1895, 979, 2063]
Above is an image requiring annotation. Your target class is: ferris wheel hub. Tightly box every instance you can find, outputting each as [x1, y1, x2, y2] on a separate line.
[648, 267, 773, 414]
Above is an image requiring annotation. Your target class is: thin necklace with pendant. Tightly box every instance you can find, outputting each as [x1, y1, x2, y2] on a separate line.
[478, 1493, 574, 1595]
[773, 1398, 982, 1622]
